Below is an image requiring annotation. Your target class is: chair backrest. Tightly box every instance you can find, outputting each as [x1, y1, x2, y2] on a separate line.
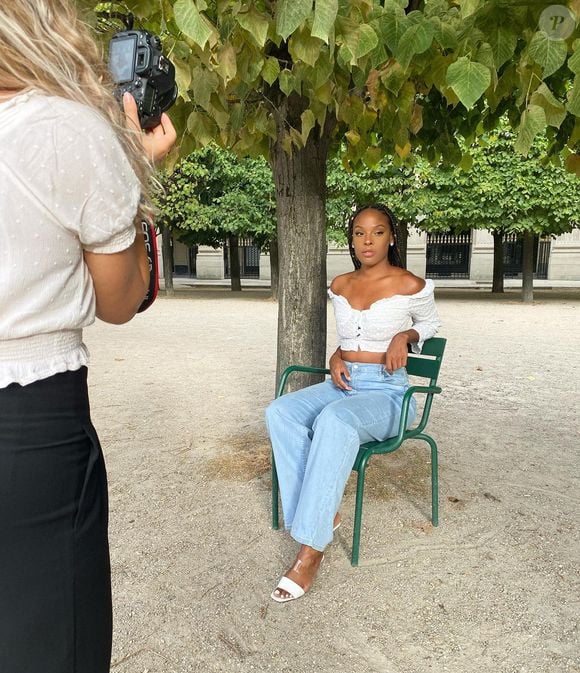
[406, 337, 446, 384]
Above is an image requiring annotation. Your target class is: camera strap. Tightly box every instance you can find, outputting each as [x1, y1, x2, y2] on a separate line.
[137, 219, 159, 313]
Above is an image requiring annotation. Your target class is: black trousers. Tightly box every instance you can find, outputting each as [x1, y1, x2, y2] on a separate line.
[0, 367, 112, 673]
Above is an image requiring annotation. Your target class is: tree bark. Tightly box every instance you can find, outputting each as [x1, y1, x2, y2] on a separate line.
[269, 237, 279, 301]
[271, 112, 334, 391]
[492, 230, 504, 293]
[522, 230, 534, 303]
[161, 226, 174, 297]
[228, 234, 242, 292]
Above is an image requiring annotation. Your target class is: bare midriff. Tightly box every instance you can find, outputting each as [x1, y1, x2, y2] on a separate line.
[340, 349, 385, 365]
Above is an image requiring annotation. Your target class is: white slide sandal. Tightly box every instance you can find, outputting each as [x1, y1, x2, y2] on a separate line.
[271, 576, 305, 603]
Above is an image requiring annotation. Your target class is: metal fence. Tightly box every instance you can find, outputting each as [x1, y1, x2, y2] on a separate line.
[503, 234, 550, 279]
[224, 237, 261, 279]
[426, 231, 472, 278]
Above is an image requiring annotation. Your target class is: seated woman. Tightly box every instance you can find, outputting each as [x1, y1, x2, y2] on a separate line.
[265, 204, 441, 603]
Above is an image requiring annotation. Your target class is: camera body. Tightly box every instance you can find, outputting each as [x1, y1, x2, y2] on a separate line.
[108, 29, 177, 129]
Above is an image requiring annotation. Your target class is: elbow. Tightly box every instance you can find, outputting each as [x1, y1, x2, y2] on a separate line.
[95, 281, 148, 325]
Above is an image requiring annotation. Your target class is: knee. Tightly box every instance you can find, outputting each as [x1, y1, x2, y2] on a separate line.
[313, 404, 358, 438]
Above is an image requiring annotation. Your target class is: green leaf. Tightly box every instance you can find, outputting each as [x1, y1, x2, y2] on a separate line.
[276, 0, 313, 41]
[192, 67, 219, 110]
[488, 26, 518, 69]
[236, 6, 270, 47]
[396, 20, 435, 70]
[187, 111, 218, 145]
[515, 105, 546, 155]
[289, 27, 323, 67]
[261, 56, 281, 85]
[528, 31, 567, 78]
[174, 0, 213, 49]
[342, 23, 379, 64]
[446, 57, 491, 109]
[215, 43, 237, 84]
[568, 44, 580, 75]
[279, 69, 298, 96]
[230, 103, 245, 131]
[381, 8, 409, 53]
[460, 0, 482, 19]
[567, 75, 580, 116]
[311, 0, 338, 44]
[300, 109, 316, 144]
[173, 58, 192, 98]
[530, 83, 567, 128]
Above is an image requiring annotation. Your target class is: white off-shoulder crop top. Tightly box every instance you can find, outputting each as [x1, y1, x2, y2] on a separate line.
[328, 278, 441, 354]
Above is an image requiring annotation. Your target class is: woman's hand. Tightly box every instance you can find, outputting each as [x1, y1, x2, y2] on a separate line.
[330, 349, 352, 391]
[123, 92, 177, 164]
[384, 333, 409, 374]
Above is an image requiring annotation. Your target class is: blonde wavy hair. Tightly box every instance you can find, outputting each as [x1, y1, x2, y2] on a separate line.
[0, 0, 152, 219]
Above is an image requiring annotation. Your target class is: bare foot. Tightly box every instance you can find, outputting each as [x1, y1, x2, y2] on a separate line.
[272, 545, 324, 601]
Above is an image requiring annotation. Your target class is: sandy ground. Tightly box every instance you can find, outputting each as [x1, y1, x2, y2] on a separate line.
[83, 288, 580, 673]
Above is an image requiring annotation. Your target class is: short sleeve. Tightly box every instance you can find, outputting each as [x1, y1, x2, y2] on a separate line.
[52, 101, 141, 254]
[409, 280, 441, 353]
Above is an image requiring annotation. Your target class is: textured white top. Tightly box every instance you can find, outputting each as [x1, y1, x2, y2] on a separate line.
[328, 278, 441, 354]
[0, 91, 140, 388]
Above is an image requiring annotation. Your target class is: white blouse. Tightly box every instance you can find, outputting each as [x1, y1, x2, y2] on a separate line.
[328, 278, 441, 354]
[0, 91, 141, 388]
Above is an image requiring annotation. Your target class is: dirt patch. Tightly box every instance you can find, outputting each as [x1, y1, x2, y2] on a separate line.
[203, 430, 432, 504]
[203, 430, 271, 481]
[344, 442, 432, 501]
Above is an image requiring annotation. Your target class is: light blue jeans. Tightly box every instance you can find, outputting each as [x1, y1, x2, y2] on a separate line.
[265, 362, 416, 552]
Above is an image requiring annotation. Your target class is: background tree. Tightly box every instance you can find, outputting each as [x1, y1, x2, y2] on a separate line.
[419, 128, 580, 301]
[89, 0, 580, 381]
[156, 146, 276, 292]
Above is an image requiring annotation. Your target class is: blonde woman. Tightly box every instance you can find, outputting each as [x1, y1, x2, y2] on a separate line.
[0, 1, 176, 671]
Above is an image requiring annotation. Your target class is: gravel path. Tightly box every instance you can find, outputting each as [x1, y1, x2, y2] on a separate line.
[84, 288, 580, 673]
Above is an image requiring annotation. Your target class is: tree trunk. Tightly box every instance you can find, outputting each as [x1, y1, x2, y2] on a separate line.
[271, 117, 333, 391]
[397, 221, 409, 268]
[269, 237, 279, 301]
[492, 230, 504, 293]
[161, 226, 174, 297]
[522, 230, 534, 303]
[228, 234, 242, 292]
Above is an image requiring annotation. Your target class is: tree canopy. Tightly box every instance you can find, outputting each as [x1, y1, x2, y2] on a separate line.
[156, 146, 276, 247]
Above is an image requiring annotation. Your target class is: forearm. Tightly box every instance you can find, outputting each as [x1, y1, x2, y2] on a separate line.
[393, 329, 420, 346]
[329, 347, 342, 366]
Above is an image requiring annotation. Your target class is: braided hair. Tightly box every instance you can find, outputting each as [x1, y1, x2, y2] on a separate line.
[347, 204, 405, 270]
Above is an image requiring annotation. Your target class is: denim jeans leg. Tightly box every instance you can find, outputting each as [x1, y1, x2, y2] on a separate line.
[290, 385, 413, 551]
[265, 380, 345, 528]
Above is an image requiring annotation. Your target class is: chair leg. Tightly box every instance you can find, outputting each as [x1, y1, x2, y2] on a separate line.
[271, 453, 280, 530]
[351, 454, 370, 567]
[418, 434, 439, 527]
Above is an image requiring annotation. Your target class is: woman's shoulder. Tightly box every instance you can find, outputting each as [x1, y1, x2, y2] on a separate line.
[394, 270, 427, 296]
[330, 272, 356, 294]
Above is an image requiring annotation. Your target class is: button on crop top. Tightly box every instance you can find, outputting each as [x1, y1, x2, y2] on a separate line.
[328, 279, 441, 354]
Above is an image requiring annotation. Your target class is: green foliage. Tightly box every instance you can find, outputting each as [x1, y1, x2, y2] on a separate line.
[418, 128, 580, 235]
[155, 146, 276, 247]
[91, 0, 580, 171]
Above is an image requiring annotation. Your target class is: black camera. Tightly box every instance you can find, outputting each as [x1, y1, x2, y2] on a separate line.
[107, 15, 177, 129]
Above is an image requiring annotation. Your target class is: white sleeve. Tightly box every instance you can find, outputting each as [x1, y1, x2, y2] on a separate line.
[409, 282, 441, 354]
[55, 104, 141, 253]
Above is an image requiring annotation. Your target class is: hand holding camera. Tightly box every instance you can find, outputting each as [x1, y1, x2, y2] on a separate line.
[122, 91, 176, 164]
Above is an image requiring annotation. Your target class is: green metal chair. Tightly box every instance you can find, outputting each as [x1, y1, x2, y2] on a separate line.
[271, 336, 446, 566]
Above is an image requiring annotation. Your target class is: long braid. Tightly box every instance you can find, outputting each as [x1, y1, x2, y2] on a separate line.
[347, 204, 405, 270]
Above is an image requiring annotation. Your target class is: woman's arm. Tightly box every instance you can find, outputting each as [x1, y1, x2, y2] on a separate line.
[83, 96, 176, 324]
[84, 228, 149, 324]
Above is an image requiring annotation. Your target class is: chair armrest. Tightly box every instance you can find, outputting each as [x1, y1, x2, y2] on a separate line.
[394, 385, 442, 441]
[277, 365, 330, 398]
